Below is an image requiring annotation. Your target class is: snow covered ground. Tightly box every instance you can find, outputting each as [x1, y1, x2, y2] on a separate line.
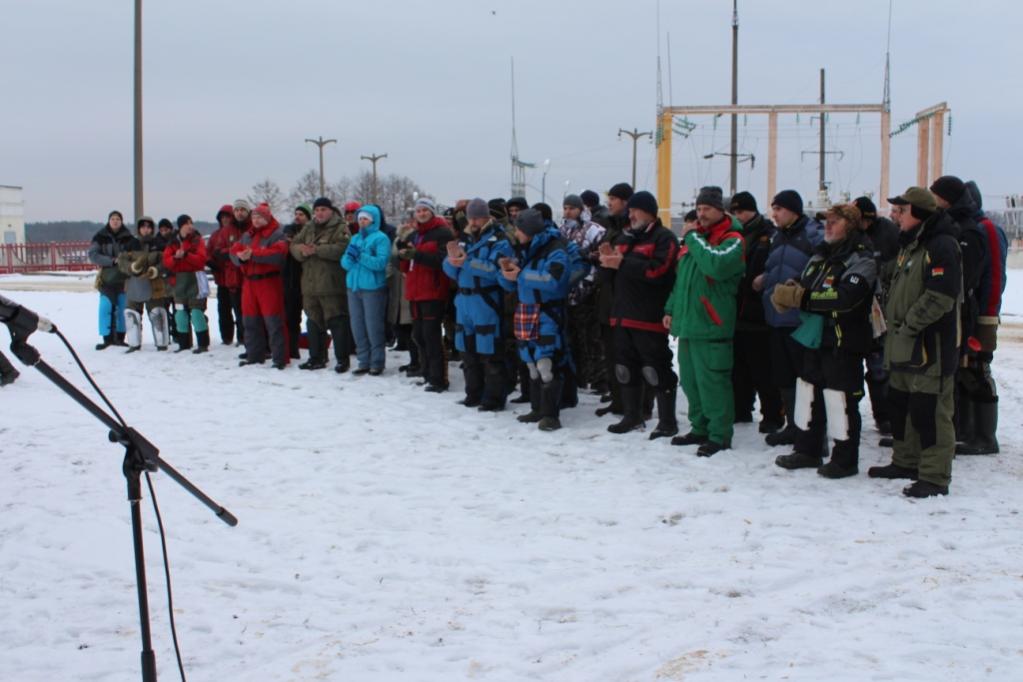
[1, 273, 1022, 681]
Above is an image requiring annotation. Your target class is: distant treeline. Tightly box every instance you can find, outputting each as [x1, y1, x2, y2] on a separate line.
[26, 221, 217, 243]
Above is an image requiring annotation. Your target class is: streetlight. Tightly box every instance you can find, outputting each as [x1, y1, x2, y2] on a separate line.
[360, 153, 388, 204]
[541, 159, 551, 204]
[305, 136, 337, 197]
[618, 128, 652, 188]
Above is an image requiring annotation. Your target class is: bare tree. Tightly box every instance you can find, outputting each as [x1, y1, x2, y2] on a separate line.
[378, 174, 424, 218]
[287, 170, 324, 209]
[330, 177, 354, 206]
[247, 178, 285, 216]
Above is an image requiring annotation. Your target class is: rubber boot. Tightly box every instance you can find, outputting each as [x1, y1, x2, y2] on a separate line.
[174, 333, 193, 353]
[95, 334, 114, 350]
[608, 385, 645, 434]
[956, 399, 999, 455]
[516, 379, 543, 423]
[113, 332, 129, 347]
[538, 378, 563, 431]
[192, 330, 210, 354]
[648, 387, 679, 440]
[561, 369, 578, 408]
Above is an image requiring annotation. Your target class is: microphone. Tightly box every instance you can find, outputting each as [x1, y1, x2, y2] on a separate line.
[0, 294, 58, 343]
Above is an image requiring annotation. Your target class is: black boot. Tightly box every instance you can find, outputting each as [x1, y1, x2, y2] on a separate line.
[607, 385, 644, 434]
[0, 351, 18, 386]
[192, 330, 210, 354]
[696, 440, 730, 457]
[306, 319, 327, 367]
[174, 334, 193, 353]
[648, 387, 679, 440]
[479, 361, 507, 412]
[460, 357, 484, 408]
[817, 439, 859, 479]
[95, 335, 114, 350]
[560, 370, 578, 409]
[113, 332, 129, 347]
[510, 364, 532, 403]
[596, 378, 623, 416]
[538, 378, 563, 431]
[671, 431, 709, 447]
[774, 451, 823, 470]
[955, 392, 975, 445]
[903, 480, 949, 498]
[517, 379, 543, 423]
[765, 424, 798, 446]
[867, 462, 918, 480]
[956, 399, 999, 455]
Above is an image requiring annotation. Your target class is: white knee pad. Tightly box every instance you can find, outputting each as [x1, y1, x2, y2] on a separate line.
[794, 377, 814, 431]
[125, 309, 142, 348]
[526, 362, 540, 381]
[537, 357, 554, 383]
[823, 388, 850, 441]
[149, 307, 170, 347]
[615, 364, 631, 384]
[642, 365, 660, 387]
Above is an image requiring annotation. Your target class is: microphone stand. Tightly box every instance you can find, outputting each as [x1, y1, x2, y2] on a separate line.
[9, 340, 237, 682]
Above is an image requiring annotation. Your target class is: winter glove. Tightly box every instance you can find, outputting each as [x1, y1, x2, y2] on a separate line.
[770, 280, 805, 313]
[347, 243, 361, 262]
[398, 247, 416, 261]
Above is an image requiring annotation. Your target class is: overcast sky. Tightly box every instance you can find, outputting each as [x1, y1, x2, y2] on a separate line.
[2, 0, 1020, 222]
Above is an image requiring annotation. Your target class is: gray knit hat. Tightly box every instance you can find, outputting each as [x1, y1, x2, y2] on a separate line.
[563, 194, 584, 210]
[515, 208, 546, 237]
[466, 197, 489, 220]
[414, 198, 437, 215]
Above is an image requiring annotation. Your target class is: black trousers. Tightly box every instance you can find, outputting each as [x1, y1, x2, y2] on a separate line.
[613, 326, 677, 390]
[733, 327, 783, 423]
[794, 351, 865, 457]
[413, 300, 447, 388]
[284, 284, 302, 358]
[216, 286, 243, 344]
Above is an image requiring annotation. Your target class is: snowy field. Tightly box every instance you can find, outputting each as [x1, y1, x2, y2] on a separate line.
[1, 273, 1022, 681]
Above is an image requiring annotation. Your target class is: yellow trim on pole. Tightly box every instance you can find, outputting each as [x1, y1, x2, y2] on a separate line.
[657, 110, 673, 227]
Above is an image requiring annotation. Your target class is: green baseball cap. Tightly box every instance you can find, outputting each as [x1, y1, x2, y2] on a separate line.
[887, 187, 937, 213]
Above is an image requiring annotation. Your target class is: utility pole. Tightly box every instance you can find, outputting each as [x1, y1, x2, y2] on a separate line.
[305, 136, 337, 197]
[819, 68, 826, 192]
[618, 128, 652, 188]
[729, 0, 739, 195]
[360, 153, 388, 203]
[133, 0, 143, 220]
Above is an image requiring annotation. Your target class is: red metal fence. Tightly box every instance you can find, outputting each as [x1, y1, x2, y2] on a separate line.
[1, 242, 95, 274]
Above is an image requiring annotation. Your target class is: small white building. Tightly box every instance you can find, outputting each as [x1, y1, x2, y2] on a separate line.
[0, 185, 26, 244]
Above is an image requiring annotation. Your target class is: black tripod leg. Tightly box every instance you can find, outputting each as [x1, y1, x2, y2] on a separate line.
[125, 456, 157, 682]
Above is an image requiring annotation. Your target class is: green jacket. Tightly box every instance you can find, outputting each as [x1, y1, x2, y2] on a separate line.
[884, 211, 962, 380]
[290, 214, 350, 296]
[665, 216, 745, 340]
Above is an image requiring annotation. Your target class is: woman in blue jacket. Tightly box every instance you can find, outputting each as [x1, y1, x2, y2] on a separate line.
[341, 206, 391, 374]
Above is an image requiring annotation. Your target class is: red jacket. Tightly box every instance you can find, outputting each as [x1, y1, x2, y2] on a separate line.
[230, 220, 289, 279]
[207, 224, 243, 288]
[162, 232, 207, 274]
[400, 216, 454, 302]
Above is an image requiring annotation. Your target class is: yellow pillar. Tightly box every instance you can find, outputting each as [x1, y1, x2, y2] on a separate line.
[930, 111, 944, 185]
[767, 111, 778, 203]
[880, 110, 891, 208]
[917, 118, 930, 187]
[656, 110, 673, 227]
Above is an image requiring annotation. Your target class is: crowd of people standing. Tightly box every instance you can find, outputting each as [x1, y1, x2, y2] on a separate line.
[4, 174, 1005, 500]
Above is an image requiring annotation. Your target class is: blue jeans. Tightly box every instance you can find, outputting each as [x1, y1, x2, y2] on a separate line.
[348, 288, 388, 370]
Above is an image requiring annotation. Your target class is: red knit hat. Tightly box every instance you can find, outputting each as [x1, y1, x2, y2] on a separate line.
[344, 201, 362, 213]
[252, 203, 276, 225]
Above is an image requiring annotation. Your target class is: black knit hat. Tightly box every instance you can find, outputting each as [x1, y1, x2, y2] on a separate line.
[313, 197, 335, 210]
[608, 183, 634, 201]
[176, 214, 193, 229]
[729, 191, 758, 213]
[531, 202, 553, 222]
[515, 208, 546, 237]
[505, 196, 529, 211]
[580, 189, 600, 208]
[158, 218, 173, 230]
[771, 189, 804, 216]
[683, 209, 698, 223]
[626, 190, 658, 217]
[696, 186, 725, 210]
[929, 175, 966, 204]
[488, 198, 508, 220]
[853, 196, 877, 219]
